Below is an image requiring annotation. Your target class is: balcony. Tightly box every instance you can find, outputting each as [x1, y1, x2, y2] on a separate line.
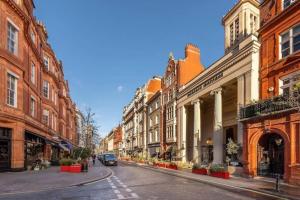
[240, 93, 300, 120]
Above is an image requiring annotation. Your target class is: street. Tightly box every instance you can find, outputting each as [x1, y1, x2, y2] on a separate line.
[0, 161, 286, 200]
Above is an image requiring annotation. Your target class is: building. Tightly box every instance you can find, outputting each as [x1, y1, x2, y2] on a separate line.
[0, 0, 78, 171]
[177, 0, 260, 166]
[113, 125, 123, 157]
[122, 77, 161, 157]
[147, 90, 162, 158]
[107, 131, 114, 152]
[240, 0, 300, 184]
[123, 100, 135, 156]
[161, 44, 205, 159]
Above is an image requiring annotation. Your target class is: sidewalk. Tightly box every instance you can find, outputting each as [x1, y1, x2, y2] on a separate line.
[0, 160, 111, 195]
[122, 161, 300, 200]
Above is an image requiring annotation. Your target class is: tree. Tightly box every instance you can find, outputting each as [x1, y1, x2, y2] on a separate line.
[81, 107, 100, 150]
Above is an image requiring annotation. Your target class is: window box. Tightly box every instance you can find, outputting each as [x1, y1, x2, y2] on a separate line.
[166, 163, 178, 170]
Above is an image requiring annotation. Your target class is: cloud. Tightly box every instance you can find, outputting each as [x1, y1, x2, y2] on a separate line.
[117, 85, 123, 92]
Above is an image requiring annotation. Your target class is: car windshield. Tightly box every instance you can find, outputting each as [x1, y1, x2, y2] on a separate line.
[105, 154, 116, 159]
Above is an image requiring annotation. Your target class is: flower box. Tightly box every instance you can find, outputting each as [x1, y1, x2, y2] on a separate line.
[166, 164, 178, 170]
[210, 171, 230, 179]
[158, 163, 166, 168]
[60, 166, 70, 172]
[192, 168, 207, 175]
[70, 164, 81, 173]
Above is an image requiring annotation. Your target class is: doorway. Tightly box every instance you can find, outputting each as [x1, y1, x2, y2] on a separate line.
[257, 133, 284, 178]
[0, 128, 11, 171]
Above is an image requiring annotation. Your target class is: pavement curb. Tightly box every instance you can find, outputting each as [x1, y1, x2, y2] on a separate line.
[122, 161, 298, 200]
[0, 167, 113, 197]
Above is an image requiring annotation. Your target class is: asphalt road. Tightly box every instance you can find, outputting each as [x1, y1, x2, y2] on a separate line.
[0, 161, 286, 200]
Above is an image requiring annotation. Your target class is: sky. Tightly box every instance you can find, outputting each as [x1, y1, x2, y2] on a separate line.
[34, 0, 238, 137]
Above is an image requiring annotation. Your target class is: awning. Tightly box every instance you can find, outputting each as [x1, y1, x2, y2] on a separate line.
[59, 143, 70, 152]
[61, 141, 73, 150]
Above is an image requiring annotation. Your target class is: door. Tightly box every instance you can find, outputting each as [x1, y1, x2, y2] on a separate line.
[0, 128, 11, 171]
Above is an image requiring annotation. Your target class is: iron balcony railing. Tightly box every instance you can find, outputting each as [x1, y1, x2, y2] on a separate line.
[240, 92, 300, 120]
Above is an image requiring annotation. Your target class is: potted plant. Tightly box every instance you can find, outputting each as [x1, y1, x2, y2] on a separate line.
[70, 162, 82, 173]
[209, 164, 230, 179]
[192, 163, 208, 175]
[71, 147, 91, 172]
[59, 158, 73, 172]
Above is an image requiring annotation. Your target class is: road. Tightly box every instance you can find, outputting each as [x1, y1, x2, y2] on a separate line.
[0, 161, 285, 200]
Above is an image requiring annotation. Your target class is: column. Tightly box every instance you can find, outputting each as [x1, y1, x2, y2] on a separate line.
[181, 106, 187, 163]
[211, 88, 223, 164]
[193, 99, 201, 164]
[173, 101, 177, 142]
[237, 75, 245, 145]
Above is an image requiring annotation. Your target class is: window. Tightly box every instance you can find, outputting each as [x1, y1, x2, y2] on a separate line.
[30, 97, 35, 117]
[30, 30, 35, 43]
[155, 115, 159, 124]
[31, 63, 35, 84]
[283, 0, 296, 9]
[43, 80, 49, 98]
[280, 24, 300, 58]
[53, 115, 57, 131]
[7, 73, 17, 107]
[230, 23, 234, 46]
[43, 56, 49, 70]
[280, 72, 300, 97]
[150, 118, 153, 127]
[235, 18, 239, 41]
[42, 109, 49, 125]
[7, 22, 18, 55]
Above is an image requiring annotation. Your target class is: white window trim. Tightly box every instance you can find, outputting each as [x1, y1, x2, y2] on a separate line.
[7, 18, 20, 31]
[31, 62, 35, 84]
[282, 0, 296, 10]
[279, 24, 300, 59]
[30, 96, 35, 117]
[7, 71, 18, 108]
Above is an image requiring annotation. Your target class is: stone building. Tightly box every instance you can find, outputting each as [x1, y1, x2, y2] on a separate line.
[177, 0, 260, 166]
[0, 0, 77, 171]
[146, 90, 162, 157]
[240, 0, 300, 184]
[113, 125, 123, 157]
[76, 108, 85, 147]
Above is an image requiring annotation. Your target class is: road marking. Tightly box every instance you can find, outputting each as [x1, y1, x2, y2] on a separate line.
[126, 188, 132, 192]
[111, 185, 117, 189]
[114, 190, 120, 194]
[117, 194, 125, 199]
[131, 193, 139, 199]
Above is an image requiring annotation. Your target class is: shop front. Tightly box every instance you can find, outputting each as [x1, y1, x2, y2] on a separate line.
[148, 143, 160, 158]
[0, 128, 11, 171]
[24, 131, 46, 170]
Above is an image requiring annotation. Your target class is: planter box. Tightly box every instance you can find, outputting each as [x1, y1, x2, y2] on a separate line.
[192, 168, 207, 175]
[70, 164, 81, 173]
[158, 163, 166, 168]
[60, 166, 71, 172]
[166, 165, 178, 170]
[210, 172, 230, 179]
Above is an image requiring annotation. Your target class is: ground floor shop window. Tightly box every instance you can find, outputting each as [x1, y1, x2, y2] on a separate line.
[24, 132, 45, 170]
[0, 128, 11, 171]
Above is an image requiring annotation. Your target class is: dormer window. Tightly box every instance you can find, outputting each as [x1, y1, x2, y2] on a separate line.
[283, 0, 296, 10]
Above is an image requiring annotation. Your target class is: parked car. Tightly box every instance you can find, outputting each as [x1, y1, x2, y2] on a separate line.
[103, 154, 118, 166]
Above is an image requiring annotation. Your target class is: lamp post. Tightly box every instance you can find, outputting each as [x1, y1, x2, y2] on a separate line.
[275, 138, 282, 192]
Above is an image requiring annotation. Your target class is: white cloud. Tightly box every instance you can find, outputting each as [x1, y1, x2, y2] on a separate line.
[117, 85, 123, 92]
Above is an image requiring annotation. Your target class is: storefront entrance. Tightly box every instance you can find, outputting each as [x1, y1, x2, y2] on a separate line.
[257, 133, 284, 178]
[0, 128, 11, 171]
[24, 131, 45, 170]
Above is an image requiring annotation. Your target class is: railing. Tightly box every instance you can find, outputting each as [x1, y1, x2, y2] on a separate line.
[240, 92, 300, 120]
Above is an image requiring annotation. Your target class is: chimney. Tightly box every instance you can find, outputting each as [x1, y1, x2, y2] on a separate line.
[185, 43, 200, 60]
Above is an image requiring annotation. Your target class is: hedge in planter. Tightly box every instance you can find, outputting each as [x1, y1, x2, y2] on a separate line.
[209, 164, 230, 179]
[59, 158, 75, 172]
[192, 164, 208, 175]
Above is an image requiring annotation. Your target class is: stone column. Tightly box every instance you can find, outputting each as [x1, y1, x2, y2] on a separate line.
[211, 88, 223, 164]
[237, 75, 245, 145]
[181, 106, 187, 163]
[193, 99, 202, 164]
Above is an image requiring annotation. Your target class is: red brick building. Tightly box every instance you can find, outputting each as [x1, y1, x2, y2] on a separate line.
[113, 125, 123, 157]
[0, 0, 77, 171]
[241, 0, 300, 184]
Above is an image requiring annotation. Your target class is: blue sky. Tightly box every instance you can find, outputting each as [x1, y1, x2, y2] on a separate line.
[34, 0, 237, 137]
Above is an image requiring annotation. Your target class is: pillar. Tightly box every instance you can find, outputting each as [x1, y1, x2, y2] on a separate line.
[193, 99, 202, 163]
[211, 88, 223, 164]
[237, 75, 245, 145]
[182, 106, 187, 163]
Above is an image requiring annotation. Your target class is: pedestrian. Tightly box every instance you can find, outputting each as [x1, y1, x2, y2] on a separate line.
[92, 154, 96, 166]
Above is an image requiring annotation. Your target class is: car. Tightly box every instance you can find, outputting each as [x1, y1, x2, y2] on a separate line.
[103, 153, 118, 166]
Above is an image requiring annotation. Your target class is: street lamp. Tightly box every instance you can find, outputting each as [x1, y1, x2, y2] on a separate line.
[275, 138, 282, 192]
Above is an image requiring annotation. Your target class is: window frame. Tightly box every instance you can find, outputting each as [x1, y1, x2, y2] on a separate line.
[43, 80, 49, 99]
[279, 24, 300, 59]
[7, 72, 18, 108]
[7, 20, 19, 56]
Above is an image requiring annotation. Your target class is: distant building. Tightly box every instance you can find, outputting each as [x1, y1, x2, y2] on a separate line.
[76, 108, 85, 147]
